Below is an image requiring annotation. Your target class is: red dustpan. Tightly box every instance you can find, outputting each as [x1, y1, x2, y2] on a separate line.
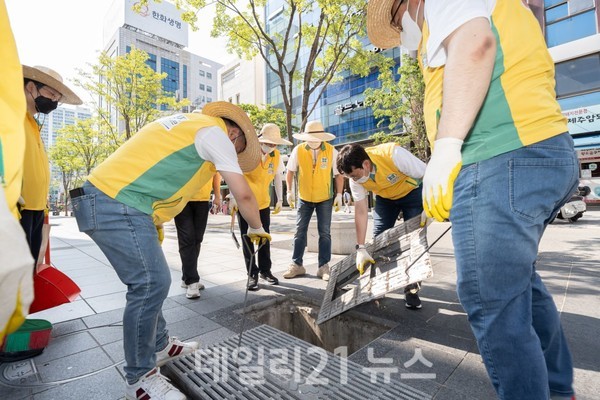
[29, 215, 81, 314]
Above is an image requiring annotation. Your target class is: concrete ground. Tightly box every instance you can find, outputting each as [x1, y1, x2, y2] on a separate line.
[1, 208, 599, 399]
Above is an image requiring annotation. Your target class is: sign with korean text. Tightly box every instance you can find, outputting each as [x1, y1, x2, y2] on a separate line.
[562, 105, 600, 135]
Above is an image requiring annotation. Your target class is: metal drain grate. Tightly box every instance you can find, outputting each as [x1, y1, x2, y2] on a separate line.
[317, 216, 433, 324]
[163, 325, 431, 399]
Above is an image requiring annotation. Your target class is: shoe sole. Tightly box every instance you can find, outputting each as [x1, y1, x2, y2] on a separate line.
[405, 303, 422, 309]
[181, 283, 205, 290]
[259, 276, 279, 285]
[186, 293, 201, 299]
[247, 286, 259, 291]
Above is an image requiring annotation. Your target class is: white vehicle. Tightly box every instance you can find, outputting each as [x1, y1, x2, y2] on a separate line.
[552, 188, 587, 223]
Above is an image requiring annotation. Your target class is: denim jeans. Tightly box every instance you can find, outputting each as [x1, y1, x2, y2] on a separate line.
[238, 207, 271, 277]
[450, 133, 577, 399]
[174, 200, 210, 285]
[72, 182, 170, 384]
[292, 198, 333, 267]
[372, 186, 423, 237]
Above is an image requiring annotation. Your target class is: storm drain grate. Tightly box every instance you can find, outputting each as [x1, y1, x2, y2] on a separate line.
[163, 325, 431, 399]
[318, 216, 433, 324]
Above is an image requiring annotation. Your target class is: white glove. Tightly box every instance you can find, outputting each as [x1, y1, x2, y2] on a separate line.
[356, 248, 375, 275]
[333, 193, 342, 212]
[273, 201, 282, 215]
[422, 138, 463, 222]
[420, 210, 433, 228]
[229, 196, 238, 215]
[247, 226, 272, 245]
[286, 191, 296, 209]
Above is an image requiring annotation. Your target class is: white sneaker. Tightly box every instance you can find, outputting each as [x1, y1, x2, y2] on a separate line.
[185, 283, 202, 299]
[125, 368, 186, 400]
[181, 281, 204, 290]
[156, 337, 199, 367]
[282, 263, 306, 279]
[317, 264, 330, 281]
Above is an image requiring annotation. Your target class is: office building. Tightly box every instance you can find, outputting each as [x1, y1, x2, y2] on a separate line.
[218, 57, 266, 105]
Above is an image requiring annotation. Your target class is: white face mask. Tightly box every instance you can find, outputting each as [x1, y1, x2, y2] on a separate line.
[261, 144, 275, 154]
[355, 174, 369, 184]
[400, 0, 422, 51]
[307, 141, 322, 150]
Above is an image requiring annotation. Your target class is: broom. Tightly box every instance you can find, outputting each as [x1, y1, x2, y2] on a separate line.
[0, 319, 52, 362]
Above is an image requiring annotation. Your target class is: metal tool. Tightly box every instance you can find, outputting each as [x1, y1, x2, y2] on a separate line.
[230, 211, 240, 249]
[236, 236, 264, 353]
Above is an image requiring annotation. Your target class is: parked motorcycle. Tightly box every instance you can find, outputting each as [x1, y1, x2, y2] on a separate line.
[552, 186, 588, 223]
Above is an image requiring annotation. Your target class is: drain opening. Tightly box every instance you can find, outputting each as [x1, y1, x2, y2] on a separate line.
[242, 295, 394, 355]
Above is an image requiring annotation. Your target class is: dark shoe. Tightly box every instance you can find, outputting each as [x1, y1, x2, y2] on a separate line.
[247, 276, 259, 291]
[259, 272, 279, 285]
[405, 292, 422, 309]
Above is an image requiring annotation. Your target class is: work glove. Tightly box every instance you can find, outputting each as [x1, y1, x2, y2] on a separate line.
[156, 225, 164, 245]
[229, 196, 238, 215]
[247, 226, 272, 245]
[420, 210, 433, 228]
[422, 138, 463, 222]
[356, 248, 375, 275]
[286, 192, 295, 209]
[273, 201, 282, 215]
[333, 193, 343, 212]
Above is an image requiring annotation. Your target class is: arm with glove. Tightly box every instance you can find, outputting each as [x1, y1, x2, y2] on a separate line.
[285, 170, 296, 209]
[272, 165, 283, 215]
[354, 198, 374, 275]
[332, 174, 344, 212]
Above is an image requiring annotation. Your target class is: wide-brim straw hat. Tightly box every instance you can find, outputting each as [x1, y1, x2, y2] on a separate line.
[202, 101, 260, 172]
[22, 65, 82, 105]
[292, 120, 336, 142]
[259, 123, 292, 146]
[367, 0, 402, 50]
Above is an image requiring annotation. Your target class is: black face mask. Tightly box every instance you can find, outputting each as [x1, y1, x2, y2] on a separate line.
[34, 95, 58, 114]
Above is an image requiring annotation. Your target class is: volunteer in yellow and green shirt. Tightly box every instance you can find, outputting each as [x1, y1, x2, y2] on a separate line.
[367, 0, 577, 398]
[0, 0, 34, 343]
[174, 172, 221, 299]
[230, 123, 291, 291]
[284, 120, 344, 281]
[21, 65, 82, 263]
[337, 143, 426, 309]
[71, 102, 271, 398]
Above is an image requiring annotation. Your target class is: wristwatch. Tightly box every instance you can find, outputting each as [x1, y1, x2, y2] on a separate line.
[355, 244, 366, 250]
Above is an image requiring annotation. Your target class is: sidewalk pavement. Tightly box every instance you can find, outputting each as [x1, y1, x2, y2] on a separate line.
[1, 208, 599, 399]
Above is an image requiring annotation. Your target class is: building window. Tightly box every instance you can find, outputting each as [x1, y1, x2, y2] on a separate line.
[199, 83, 205, 90]
[222, 65, 241, 84]
[199, 70, 205, 77]
[228, 97, 233, 103]
[206, 86, 212, 93]
[207, 97, 212, 102]
[555, 53, 600, 98]
[207, 72, 212, 79]
[236, 93, 240, 104]
[545, 0, 597, 47]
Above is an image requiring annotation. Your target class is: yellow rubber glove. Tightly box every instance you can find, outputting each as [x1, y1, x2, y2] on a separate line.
[286, 192, 295, 209]
[356, 248, 375, 275]
[333, 193, 343, 212]
[273, 201, 282, 215]
[422, 138, 463, 222]
[156, 225, 164, 245]
[247, 226, 272, 245]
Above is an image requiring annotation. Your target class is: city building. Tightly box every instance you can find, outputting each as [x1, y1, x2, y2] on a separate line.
[39, 105, 92, 204]
[538, 0, 600, 203]
[218, 57, 266, 106]
[102, 0, 222, 122]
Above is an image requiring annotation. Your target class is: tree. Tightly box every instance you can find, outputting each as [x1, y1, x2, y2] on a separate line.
[239, 103, 291, 134]
[142, 0, 374, 142]
[75, 47, 190, 142]
[364, 54, 429, 161]
[48, 136, 84, 215]
[56, 119, 111, 176]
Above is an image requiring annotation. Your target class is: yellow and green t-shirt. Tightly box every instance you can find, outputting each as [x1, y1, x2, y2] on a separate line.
[189, 172, 218, 202]
[361, 143, 421, 200]
[419, 0, 567, 165]
[297, 143, 334, 203]
[244, 149, 281, 209]
[88, 113, 224, 224]
[21, 113, 50, 211]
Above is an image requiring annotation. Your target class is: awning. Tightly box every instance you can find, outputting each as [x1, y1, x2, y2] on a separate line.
[572, 134, 600, 150]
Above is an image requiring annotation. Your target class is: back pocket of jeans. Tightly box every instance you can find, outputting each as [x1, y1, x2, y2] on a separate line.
[510, 157, 576, 222]
[72, 194, 97, 233]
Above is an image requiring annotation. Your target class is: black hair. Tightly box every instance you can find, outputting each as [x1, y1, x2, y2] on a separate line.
[337, 144, 371, 175]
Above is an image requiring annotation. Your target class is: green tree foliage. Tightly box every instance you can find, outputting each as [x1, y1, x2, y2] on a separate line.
[56, 119, 111, 176]
[239, 103, 291, 134]
[48, 134, 84, 214]
[75, 47, 189, 142]
[364, 54, 429, 161]
[144, 0, 373, 142]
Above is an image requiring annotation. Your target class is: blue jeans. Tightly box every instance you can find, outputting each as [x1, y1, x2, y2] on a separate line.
[292, 198, 333, 267]
[72, 182, 170, 384]
[450, 133, 577, 399]
[372, 186, 423, 237]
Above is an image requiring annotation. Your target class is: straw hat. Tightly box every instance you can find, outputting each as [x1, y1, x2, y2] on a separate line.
[22, 65, 82, 105]
[367, 0, 402, 50]
[292, 121, 336, 142]
[259, 123, 292, 146]
[202, 101, 260, 172]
